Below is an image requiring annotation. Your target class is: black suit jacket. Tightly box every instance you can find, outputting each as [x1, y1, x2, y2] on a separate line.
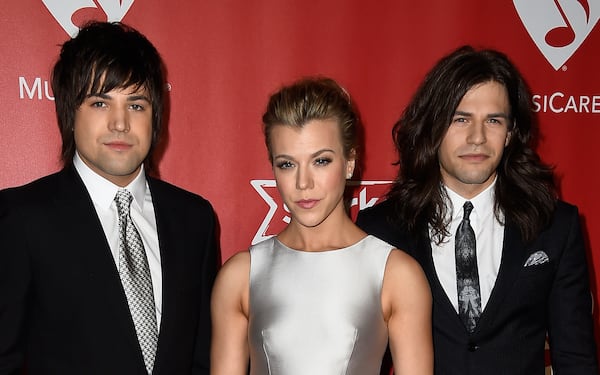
[0, 167, 219, 374]
[357, 198, 598, 375]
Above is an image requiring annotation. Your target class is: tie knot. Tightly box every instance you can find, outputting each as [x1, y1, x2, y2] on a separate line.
[463, 201, 473, 220]
[115, 189, 134, 217]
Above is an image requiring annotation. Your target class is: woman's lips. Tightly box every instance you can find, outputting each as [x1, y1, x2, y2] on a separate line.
[296, 199, 319, 209]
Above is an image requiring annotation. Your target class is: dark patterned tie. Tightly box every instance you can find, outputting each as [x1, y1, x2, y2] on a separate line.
[455, 201, 482, 333]
[115, 189, 158, 374]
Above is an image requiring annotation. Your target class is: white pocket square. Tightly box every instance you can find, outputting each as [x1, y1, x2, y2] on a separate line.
[524, 251, 549, 267]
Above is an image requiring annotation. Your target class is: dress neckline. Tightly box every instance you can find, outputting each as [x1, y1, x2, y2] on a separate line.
[273, 235, 372, 254]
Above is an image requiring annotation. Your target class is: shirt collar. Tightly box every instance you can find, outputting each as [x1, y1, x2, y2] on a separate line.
[73, 152, 147, 211]
[444, 178, 496, 222]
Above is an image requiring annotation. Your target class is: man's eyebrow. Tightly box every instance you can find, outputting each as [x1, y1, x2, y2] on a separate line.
[86, 92, 110, 99]
[453, 110, 509, 119]
[486, 112, 509, 119]
[453, 110, 472, 116]
[84, 93, 150, 102]
[127, 94, 151, 102]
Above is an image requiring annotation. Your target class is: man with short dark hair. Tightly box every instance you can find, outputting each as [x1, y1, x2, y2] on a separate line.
[0, 21, 218, 374]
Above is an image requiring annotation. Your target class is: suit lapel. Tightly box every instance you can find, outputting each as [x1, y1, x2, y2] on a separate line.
[56, 168, 145, 362]
[415, 216, 532, 335]
[413, 229, 465, 328]
[475, 221, 529, 330]
[147, 178, 179, 365]
[56, 168, 124, 293]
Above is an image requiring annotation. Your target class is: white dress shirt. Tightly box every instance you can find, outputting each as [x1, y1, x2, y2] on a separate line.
[74, 153, 163, 328]
[431, 180, 504, 313]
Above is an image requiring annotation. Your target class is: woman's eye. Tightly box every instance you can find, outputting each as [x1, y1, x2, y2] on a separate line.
[315, 158, 331, 166]
[276, 161, 294, 169]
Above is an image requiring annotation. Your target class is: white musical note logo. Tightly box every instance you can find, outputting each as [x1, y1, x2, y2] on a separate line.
[514, 0, 599, 70]
[42, 0, 135, 37]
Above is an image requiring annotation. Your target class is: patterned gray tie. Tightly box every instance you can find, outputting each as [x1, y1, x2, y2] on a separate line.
[115, 189, 158, 374]
[455, 201, 482, 333]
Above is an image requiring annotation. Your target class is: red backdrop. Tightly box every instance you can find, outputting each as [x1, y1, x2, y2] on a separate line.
[1, 0, 599, 369]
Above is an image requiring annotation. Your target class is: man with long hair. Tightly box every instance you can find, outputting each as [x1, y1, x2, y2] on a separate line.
[357, 45, 598, 374]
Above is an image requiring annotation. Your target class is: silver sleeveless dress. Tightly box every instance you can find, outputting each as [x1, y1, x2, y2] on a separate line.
[248, 235, 394, 375]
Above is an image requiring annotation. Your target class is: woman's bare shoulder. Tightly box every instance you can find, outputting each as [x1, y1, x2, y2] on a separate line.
[214, 250, 251, 290]
[384, 248, 430, 293]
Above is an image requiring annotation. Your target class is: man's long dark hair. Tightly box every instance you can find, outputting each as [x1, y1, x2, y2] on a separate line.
[388, 46, 556, 244]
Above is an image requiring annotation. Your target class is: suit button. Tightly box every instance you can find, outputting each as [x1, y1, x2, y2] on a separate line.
[468, 343, 479, 352]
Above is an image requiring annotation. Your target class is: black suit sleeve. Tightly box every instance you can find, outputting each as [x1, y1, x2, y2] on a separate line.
[0, 190, 28, 375]
[355, 199, 413, 252]
[191, 201, 219, 375]
[356, 200, 396, 245]
[547, 205, 598, 374]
